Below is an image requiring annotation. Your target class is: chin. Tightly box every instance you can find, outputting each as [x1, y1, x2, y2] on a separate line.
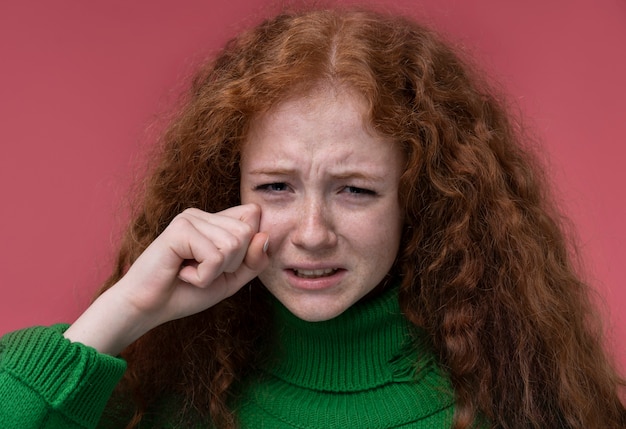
[276, 293, 355, 322]
[289, 308, 346, 322]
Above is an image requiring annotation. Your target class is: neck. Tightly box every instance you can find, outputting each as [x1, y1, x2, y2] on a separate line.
[261, 286, 434, 392]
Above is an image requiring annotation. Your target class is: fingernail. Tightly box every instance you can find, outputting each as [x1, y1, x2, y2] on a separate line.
[263, 237, 269, 253]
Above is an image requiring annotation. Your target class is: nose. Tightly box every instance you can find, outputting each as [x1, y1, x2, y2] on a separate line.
[290, 197, 337, 250]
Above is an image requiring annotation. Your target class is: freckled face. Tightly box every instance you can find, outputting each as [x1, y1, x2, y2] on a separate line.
[240, 88, 404, 322]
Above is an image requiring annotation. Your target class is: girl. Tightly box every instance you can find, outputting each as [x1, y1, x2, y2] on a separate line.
[1, 6, 624, 428]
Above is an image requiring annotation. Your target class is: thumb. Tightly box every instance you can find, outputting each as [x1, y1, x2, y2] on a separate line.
[242, 232, 270, 274]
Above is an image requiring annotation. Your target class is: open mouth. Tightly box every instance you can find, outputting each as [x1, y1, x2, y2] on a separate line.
[291, 268, 339, 279]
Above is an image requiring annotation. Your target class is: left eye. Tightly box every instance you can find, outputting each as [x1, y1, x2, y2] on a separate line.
[343, 186, 376, 196]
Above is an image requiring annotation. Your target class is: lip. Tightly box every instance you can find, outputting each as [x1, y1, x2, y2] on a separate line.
[283, 266, 346, 291]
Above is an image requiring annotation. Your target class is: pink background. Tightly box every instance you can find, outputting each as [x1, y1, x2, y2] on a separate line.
[1, 1, 624, 373]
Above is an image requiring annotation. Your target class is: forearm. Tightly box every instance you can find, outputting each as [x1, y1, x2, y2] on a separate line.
[63, 283, 155, 357]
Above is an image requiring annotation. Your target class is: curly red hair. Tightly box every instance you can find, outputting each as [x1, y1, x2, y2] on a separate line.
[100, 6, 625, 428]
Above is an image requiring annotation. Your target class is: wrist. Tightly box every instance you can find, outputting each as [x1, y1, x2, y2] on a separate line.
[63, 286, 154, 356]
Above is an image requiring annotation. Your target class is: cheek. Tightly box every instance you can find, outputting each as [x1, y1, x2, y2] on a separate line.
[343, 210, 399, 255]
[239, 186, 253, 205]
[240, 186, 268, 218]
[370, 205, 403, 256]
[371, 226, 400, 260]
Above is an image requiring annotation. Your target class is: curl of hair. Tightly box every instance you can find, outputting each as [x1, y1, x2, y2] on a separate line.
[99, 6, 625, 429]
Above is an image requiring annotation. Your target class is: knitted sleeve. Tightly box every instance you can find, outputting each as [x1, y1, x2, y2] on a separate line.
[0, 324, 127, 429]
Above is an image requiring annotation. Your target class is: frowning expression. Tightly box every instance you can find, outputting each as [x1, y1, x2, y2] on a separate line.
[240, 87, 404, 321]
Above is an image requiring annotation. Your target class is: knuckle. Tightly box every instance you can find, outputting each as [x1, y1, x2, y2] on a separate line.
[245, 202, 261, 214]
[239, 221, 255, 239]
[205, 250, 225, 270]
[241, 203, 261, 220]
[222, 234, 243, 252]
[181, 207, 199, 217]
[169, 214, 193, 231]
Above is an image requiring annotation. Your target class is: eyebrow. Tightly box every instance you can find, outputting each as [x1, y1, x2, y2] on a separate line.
[246, 168, 296, 176]
[246, 168, 387, 182]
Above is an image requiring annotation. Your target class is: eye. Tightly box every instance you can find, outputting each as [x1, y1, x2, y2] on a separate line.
[254, 182, 289, 192]
[342, 186, 377, 196]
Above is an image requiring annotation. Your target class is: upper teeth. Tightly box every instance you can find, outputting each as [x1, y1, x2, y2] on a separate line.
[294, 268, 337, 278]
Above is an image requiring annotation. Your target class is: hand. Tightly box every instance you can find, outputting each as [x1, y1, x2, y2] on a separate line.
[64, 204, 269, 355]
[120, 204, 268, 321]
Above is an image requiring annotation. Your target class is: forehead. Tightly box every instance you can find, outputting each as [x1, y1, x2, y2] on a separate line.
[243, 87, 383, 150]
[240, 87, 404, 176]
[266, 85, 365, 121]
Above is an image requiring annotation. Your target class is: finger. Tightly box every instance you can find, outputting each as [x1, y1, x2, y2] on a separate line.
[234, 203, 262, 232]
[190, 205, 261, 271]
[243, 232, 270, 272]
[182, 220, 251, 274]
[174, 232, 224, 286]
[167, 233, 269, 319]
[177, 229, 265, 286]
[184, 204, 261, 232]
[217, 232, 270, 295]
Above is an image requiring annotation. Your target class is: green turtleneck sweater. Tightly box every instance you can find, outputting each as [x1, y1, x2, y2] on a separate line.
[235, 287, 455, 427]
[0, 288, 456, 428]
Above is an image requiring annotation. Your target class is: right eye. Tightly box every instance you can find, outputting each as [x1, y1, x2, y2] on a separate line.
[254, 182, 289, 192]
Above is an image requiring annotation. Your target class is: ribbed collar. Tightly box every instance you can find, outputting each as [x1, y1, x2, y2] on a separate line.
[260, 286, 435, 393]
